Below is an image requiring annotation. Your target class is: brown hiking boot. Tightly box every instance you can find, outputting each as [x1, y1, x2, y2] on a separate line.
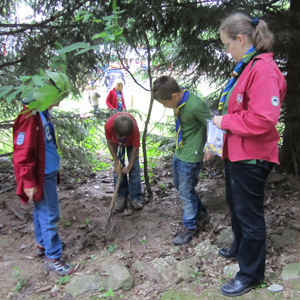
[129, 200, 143, 210]
[114, 196, 127, 212]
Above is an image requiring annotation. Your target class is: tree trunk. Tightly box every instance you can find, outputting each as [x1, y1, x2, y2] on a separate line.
[139, 1, 153, 195]
[279, 0, 300, 176]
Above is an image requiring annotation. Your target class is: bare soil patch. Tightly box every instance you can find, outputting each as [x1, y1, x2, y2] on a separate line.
[0, 155, 300, 299]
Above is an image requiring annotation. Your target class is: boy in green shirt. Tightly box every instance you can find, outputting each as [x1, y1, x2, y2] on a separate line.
[153, 76, 212, 245]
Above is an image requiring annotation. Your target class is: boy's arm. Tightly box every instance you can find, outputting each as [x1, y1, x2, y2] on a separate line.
[107, 139, 121, 174]
[193, 99, 213, 162]
[194, 100, 212, 126]
[122, 146, 138, 174]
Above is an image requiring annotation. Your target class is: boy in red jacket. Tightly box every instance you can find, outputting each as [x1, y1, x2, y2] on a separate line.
[13, 101, 73, 276]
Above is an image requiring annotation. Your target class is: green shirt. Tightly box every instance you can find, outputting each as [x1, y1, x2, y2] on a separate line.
[175, 92, 212, 163]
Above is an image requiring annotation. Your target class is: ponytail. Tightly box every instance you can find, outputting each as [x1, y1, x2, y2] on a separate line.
[219, 13, 274, 52]
[252, 19, 274, 52]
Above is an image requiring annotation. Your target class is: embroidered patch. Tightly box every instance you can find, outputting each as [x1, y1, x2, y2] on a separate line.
[17, 132, 25, 145]
[271, 96, 279, 107]
[236, 94, 243, 105]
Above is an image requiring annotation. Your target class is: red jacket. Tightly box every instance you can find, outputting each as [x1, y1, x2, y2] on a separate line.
[106, 88, 126, 110]
[13, 108, 45, 203]
[221, 53, 286, 164]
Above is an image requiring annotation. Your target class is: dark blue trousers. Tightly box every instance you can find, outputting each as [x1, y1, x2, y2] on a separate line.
[224, 159, 273, 283]
[113, 145, 142, 201]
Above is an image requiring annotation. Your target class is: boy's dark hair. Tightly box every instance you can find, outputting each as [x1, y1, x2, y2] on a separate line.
[113, 114, 134, 137]
[153, 76, 181, 101]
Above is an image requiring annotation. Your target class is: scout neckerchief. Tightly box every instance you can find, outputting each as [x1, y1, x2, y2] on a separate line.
[117, 138, 126, 167]
[42, 109, 58, 149]
[22, 100, 59, 149]
[175, 89, 189, 148]
[218, 46, 256, 111]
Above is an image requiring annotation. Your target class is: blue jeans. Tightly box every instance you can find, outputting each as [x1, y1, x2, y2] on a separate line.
[33, 171, 62, 259]
[224, 159, 273, 283]
[113, 145, 142, 201]
[172, 155, 204, 229]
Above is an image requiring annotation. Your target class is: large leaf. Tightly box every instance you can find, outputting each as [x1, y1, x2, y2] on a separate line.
[112, 0, 117, 11]
[114, 28, 123, 36]
[21, 88, 35, 100]
[46, 71, 65, 91]
[106, 33, 115, 41]
[32, 75, 45, 87]
[60, 73, 70, 91]
[6, 88, 23, 103]
[20, 76, 32, 83]
[83, 13, 92, 23]
[91, 45, 99, 50]
[32, 85, 59, 103]
[0, 85, 12, 91]
[56, 42, 90, 54]
[0, 85, 14, 98]
[74, 47, 91, 56]
[92, 32, 107, 40]
[59, 65, 67, 73]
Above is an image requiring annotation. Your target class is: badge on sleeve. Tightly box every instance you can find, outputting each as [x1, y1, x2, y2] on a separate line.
[236, 94, 243, 105]
[17, 132, 25, 145]
[271, 96, 279, 107]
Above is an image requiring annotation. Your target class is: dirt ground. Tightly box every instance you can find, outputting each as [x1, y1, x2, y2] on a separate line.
[0, 155, 300, 299]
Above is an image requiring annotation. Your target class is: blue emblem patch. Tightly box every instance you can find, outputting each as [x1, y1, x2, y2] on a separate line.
[271, 96, 279, 107]
[17, 132, 25, 145]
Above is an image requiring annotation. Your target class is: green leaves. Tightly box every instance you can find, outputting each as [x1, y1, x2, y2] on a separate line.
[28, 85, 60, 111]
[6, 88, 23, 103]
[32, 75, 45, 87]
[46, 71, 69, 92]
[0, 86, 14, 98]
[56, 42, 91, 54]
[55, 42, 100, 56]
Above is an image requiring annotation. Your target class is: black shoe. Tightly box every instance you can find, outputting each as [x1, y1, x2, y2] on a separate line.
[219, 247, 238, 261]
[221, 278, 259, 297]
[173, 227, 197, 245]
[198, 207, 211, 225]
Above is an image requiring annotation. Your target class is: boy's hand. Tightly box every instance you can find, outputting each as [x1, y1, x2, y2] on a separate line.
[24, 187, 37, 201]
[114, 162, 122, 175]
[203, 152, 213, 162]
[122, 166, 132, 174]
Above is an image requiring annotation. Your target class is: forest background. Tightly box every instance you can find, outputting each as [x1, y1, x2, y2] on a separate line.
[0, 0, 300, 187]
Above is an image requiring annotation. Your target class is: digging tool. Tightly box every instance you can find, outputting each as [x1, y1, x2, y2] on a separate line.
[106, 171, 122, 229]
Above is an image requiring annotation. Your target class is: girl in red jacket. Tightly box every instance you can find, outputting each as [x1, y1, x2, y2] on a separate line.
[210, 13, 286, 297]
[105, 80, 126, 112]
